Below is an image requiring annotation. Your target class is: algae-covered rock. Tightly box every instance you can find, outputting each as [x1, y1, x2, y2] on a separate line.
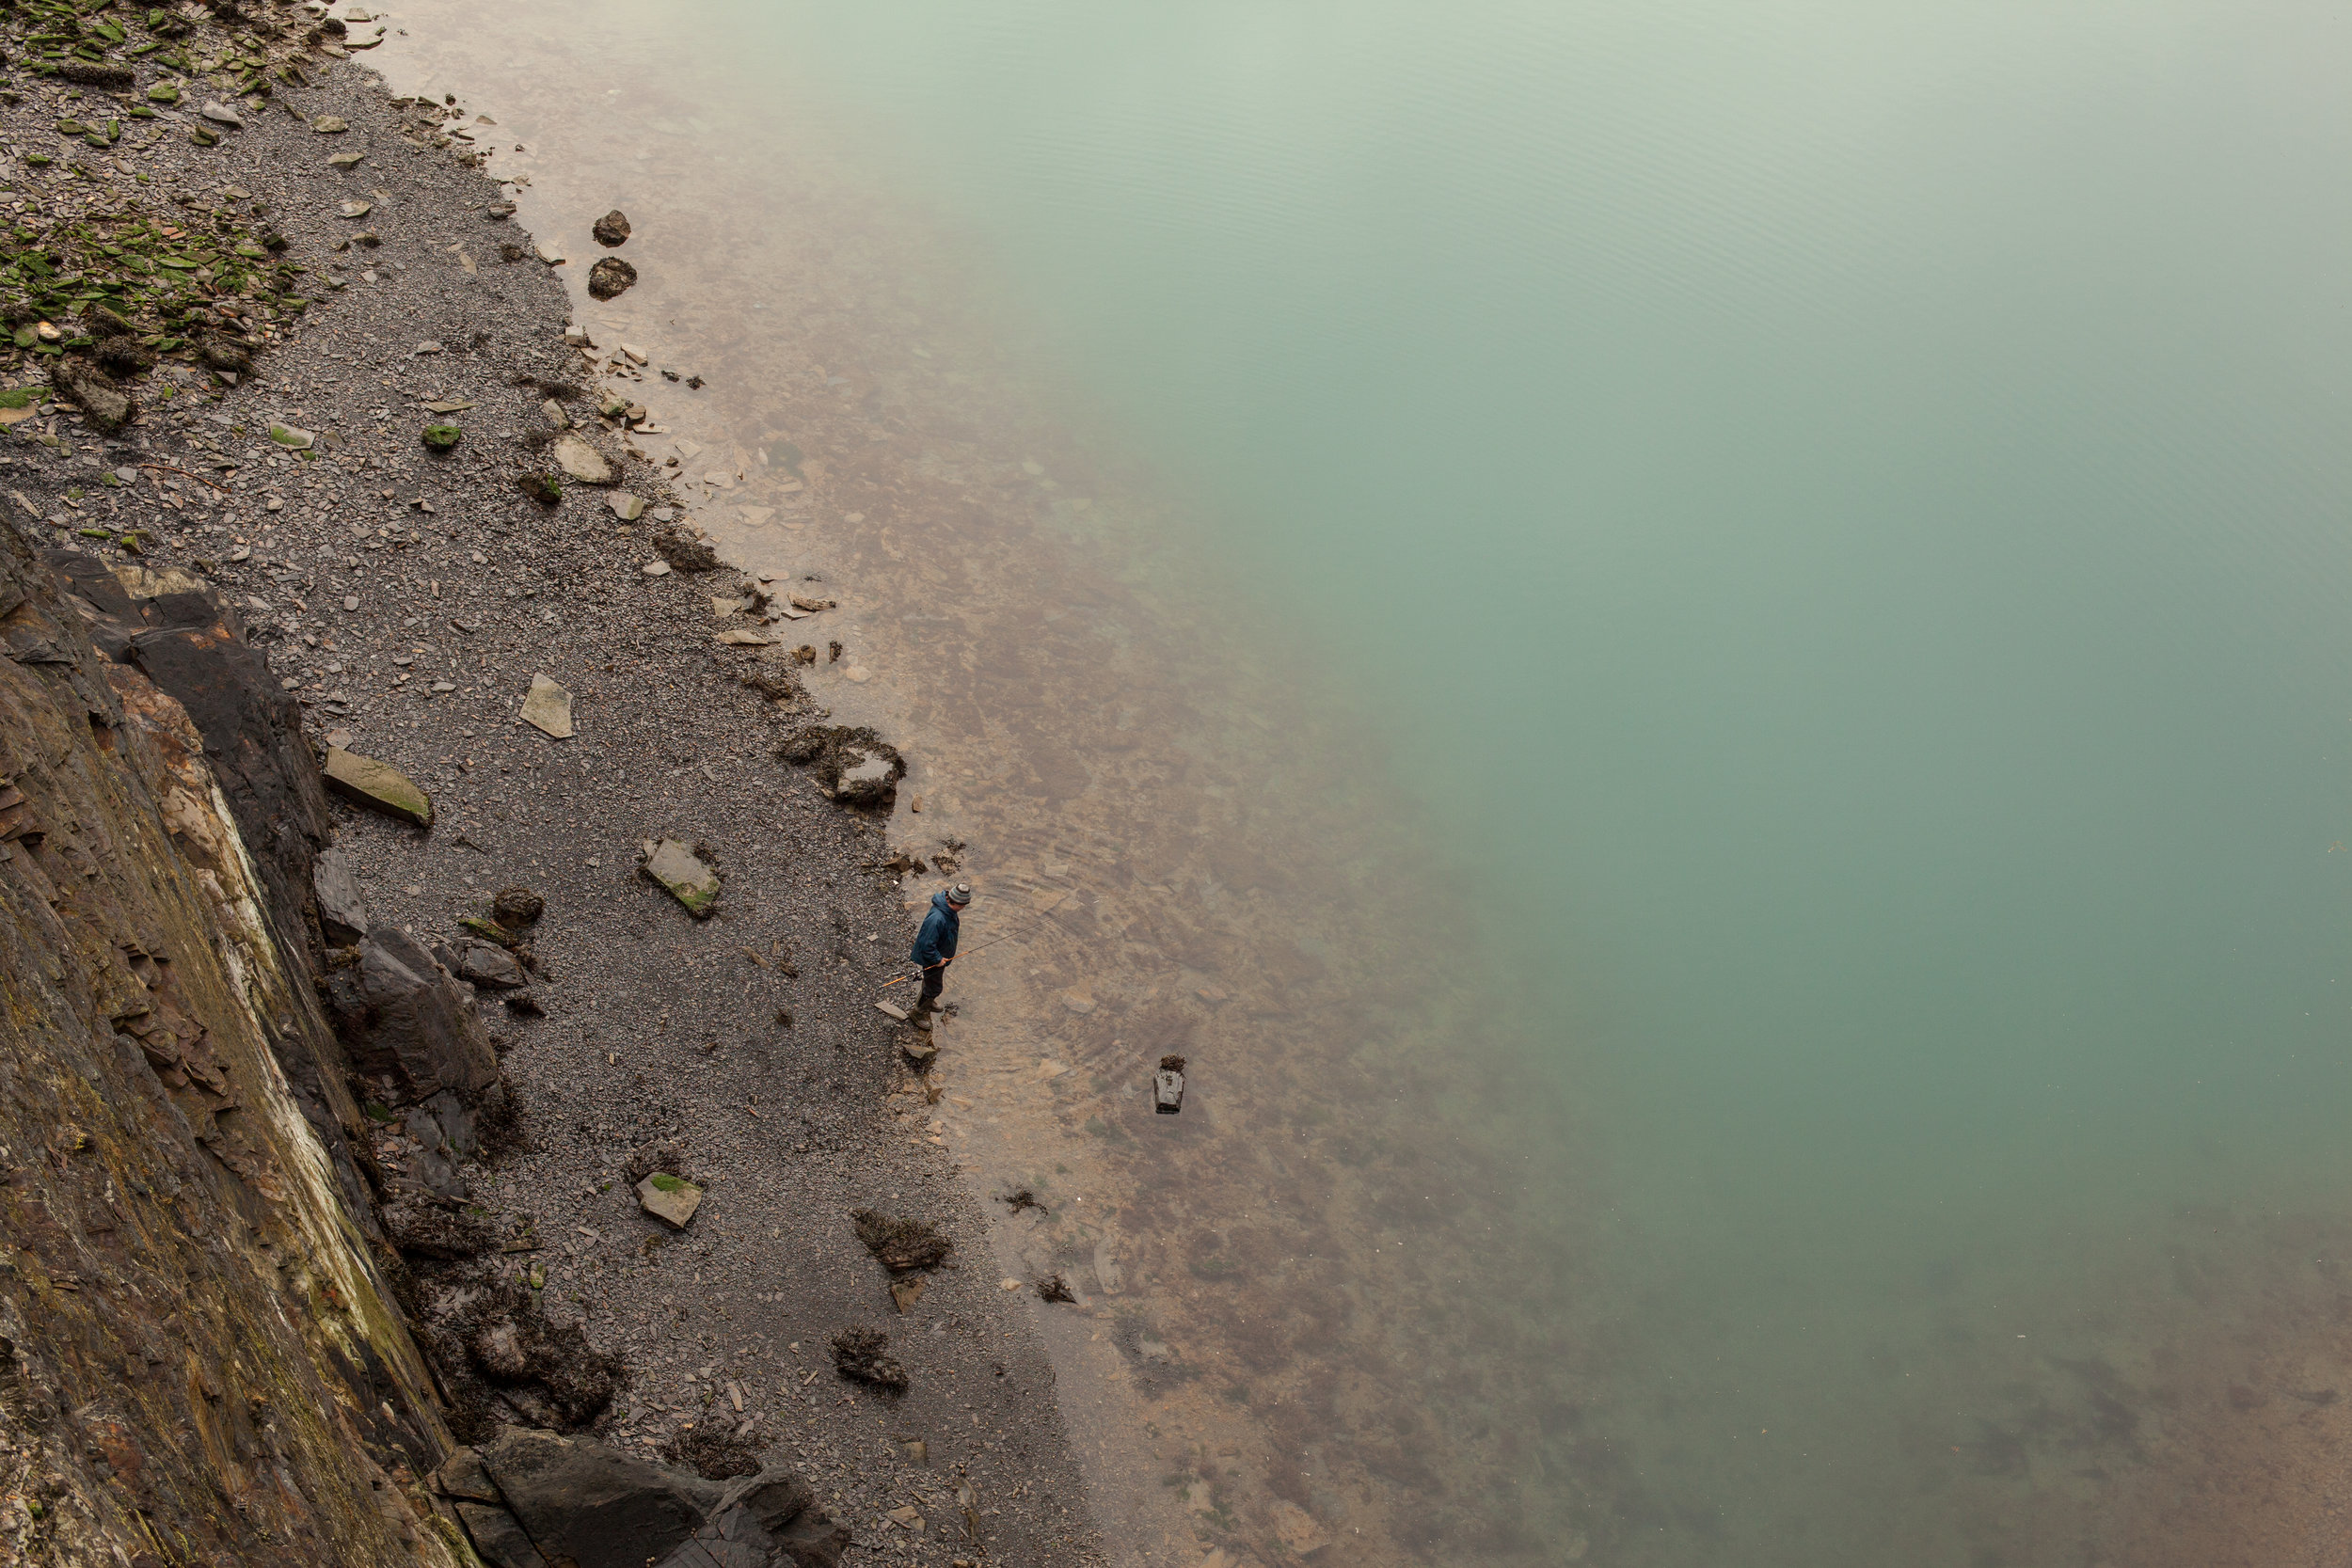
[422, 423, 462, 451]
[519, 471, 562, 506]
[639, 837, 720, 918]
[636, 1171, 703, 1228]
[324, 743, 434, 826]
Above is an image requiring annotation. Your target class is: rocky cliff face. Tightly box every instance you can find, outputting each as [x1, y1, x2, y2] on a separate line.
[0, 516, 464, 1568]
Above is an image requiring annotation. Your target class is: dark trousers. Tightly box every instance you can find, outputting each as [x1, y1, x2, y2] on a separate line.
[916, 966, 946, 1013]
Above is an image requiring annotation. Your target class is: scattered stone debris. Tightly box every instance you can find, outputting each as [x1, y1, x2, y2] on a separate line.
[587, 256, 637, 300]
[832, 1328, 909, 1393]
[636, 1170, 704, 1229]
[520, 673, 575, 737]
[593, 209, 633, 246]
[663, 1425, 762, 1481]
[777, 726, 906, 811]
[851, 1209, 952, 1272]
[323, 743, 434, 827]
[640, 837, 722, 918]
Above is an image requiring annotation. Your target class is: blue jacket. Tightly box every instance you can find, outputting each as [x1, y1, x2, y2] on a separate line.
[911, 892, 961, 969]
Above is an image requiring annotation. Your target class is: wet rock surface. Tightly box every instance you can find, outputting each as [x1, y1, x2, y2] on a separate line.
[446, 1428, 849, 1568]
[0, 3, 1098, 1563]
[0, 515, 457, 1568]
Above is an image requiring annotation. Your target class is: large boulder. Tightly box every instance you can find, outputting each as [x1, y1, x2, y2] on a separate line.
[448, 1431, 849, 1568]
[326, 924, 501, 1102]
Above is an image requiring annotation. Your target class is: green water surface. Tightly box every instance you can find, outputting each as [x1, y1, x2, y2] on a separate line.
[706, 0, 2352, 1555]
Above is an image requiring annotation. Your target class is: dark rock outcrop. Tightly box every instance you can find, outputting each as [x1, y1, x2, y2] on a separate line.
[0, 520, 464, 1568]
[316, 843, 372, 942]
[443, 1429, 848, 1568]
[327, 924, 504, 1103]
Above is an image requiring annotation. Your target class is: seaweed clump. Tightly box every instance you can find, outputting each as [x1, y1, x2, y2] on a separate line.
[850, 1209, 951, 1272]
[831, 1328, 908, 1393]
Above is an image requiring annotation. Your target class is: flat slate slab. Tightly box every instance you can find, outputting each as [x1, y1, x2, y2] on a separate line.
[550, 432, 614, 485]
[639, 838, 719, 918]
[635, 1172, 703, 1228]
[324, 744, 433, 827]
[520, 673, 574, 738]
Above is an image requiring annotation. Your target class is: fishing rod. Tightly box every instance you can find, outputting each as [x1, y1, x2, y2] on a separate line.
[877, 924, 1030, 989]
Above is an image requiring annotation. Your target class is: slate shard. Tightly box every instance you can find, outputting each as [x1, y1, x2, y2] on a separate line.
[639, 838, 720, 918]
[323, 744, 433, 827]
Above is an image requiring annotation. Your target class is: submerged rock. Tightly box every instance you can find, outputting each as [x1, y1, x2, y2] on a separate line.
[587, 256, 636, 300]
[776, 725, 905, 811]
[652, 523, 721, 572]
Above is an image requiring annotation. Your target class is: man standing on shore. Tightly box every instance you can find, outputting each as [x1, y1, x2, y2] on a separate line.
[909, 882, 972, 1029]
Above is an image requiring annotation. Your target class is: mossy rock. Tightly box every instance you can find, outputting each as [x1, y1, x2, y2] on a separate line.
[421, 423, 461, 451]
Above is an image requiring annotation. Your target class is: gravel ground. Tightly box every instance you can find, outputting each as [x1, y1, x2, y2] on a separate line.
[0, 14, 1101, 1567]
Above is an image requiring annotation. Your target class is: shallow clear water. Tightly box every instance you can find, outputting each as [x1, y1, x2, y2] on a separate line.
[383, 2, 2352, 1561]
